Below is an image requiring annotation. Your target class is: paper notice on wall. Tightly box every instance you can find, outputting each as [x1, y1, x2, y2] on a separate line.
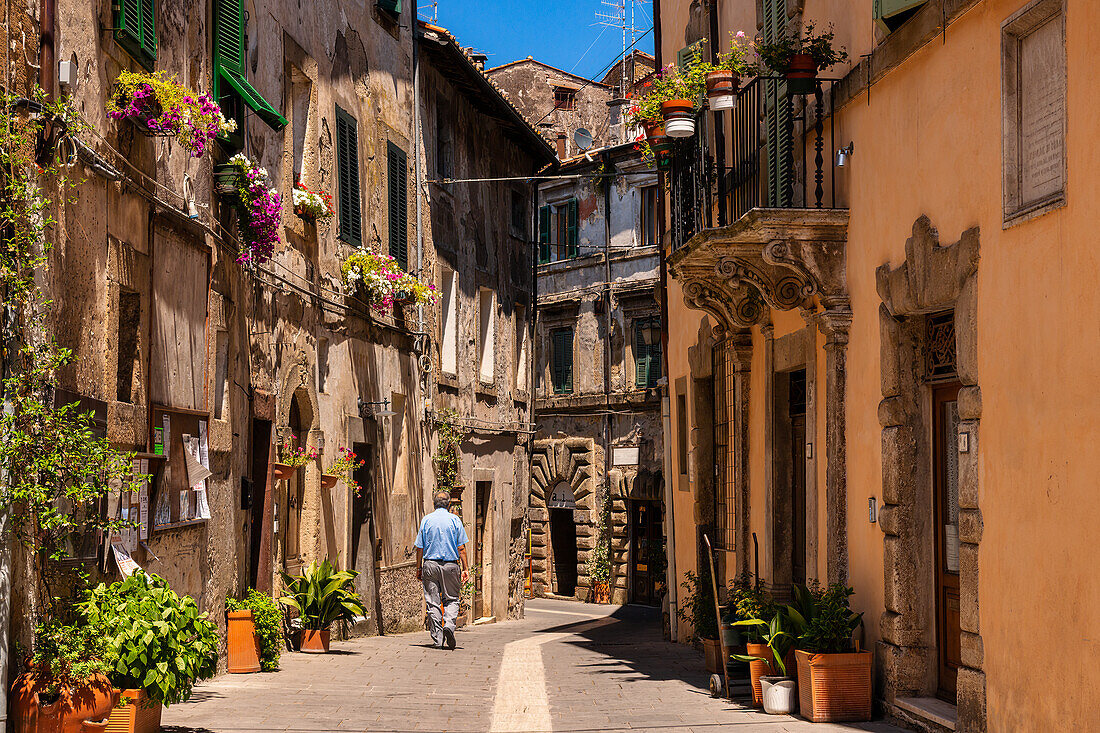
[179, 485, 192, 522]
[193, 485, 211, 520]
[183, 434, 212, 486]
[945, 524, 960, 573]
[111, 535, 141, 577]
[154, 472, 171, 527]
[198, 421, 210, 468]
[162, 414, 171, 458]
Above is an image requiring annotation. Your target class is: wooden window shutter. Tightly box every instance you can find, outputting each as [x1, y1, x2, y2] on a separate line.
[377, 0, 401, 17]
[676, 42, 702, 69]
[538, 205, 551, 263]
[388, 142, 409, 270]
[115, 0, 156, 71]
[335, 105, 362, 246]
[566, 198, 579, 258]
[650, 331, 662, 388]
[213, 0, 287, 130]
[635, 324, 649, 386]
[761, 0, 792, 207]
[874, 0, 928, 33]
[552, 329, 573, 394]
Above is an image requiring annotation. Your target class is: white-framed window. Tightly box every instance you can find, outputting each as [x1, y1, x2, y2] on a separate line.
[514, 303, 528, 394]
[478, 288, 496, 384]
[440, 266, 458, 376]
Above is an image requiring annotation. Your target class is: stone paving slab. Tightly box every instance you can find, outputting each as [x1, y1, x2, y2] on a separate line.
[163, 598, 905, 733]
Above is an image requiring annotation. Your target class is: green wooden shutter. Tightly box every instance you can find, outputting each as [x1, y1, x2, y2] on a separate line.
[650, 332, 662, 388]
[213, 0, 287, 130]
[762, 0, 792, 207]
[377, 0, 402, 17]
[676, 42, 702, 69]
[115, 0, 156, 70]
[552, 329, 574, 394]
[388, 142, 409, 270]
[538, 205, 551, 263]
[635, 324, 649, 387]
[873, 0, 928, 33]
[566, 198, 579, 258]
[335, 105, 362, 246]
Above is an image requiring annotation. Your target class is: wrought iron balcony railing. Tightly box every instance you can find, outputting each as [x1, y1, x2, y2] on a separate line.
[669, 76, 842, 251]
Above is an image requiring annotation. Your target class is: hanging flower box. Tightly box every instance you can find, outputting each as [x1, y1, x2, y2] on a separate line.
[340, 246, 438, 313]
[213, 163, 242, 198]
[107, 70, 235, 157]
[292, 182, 335, 223]
[223, 154, 282, 265]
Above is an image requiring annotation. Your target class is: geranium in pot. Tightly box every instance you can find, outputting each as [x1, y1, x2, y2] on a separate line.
[107, 70, 235, 157]
[732, 611, 798, 715]
[323, 446, 365, 491]
[279, 558, 369, 653]
[272, 434, 318, 480]
[226, 590, 283, 674]
[78, 571, 218, 733]
[653, 57, 707, 138]
[786, 583, 871, 722]
[754, 22, 848, 95]
[706, 31, 751, 110]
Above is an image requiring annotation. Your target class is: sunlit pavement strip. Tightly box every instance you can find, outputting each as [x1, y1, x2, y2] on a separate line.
[489, 615, 616, 732]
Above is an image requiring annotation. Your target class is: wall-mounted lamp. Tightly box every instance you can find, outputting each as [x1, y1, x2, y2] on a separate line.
[358, 398, 396, 419]
[836, 142, 855, 168]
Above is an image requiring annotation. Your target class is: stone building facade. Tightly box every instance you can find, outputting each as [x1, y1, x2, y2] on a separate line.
[1, 0, 551, 684]
[657, 0, 1095, 731]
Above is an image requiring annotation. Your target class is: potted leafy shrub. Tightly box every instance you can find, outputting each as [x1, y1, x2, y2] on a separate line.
[786, 583, 871, 722]
[727, 583, 779, 708]
[340, 246, 438, 313]
[754, 22, 848, 95]
[676, 569, 722, 673]
[78, 571, 218, 733]
[586, 509, 612, 604]
[272, 434, 318, 480]
[9, 621, 117, 733]
[106, 70, 235, 157]
[292, 181, 335, 223]
[279, 559, 369, 653]
[732, 611, 799, 714]
[226, 590, 283, 673]
[706, 31, 750, 110]
[655, 57, 708, 138]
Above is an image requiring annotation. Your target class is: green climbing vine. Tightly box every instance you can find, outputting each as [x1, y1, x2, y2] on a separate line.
[432, 408, 467, 490]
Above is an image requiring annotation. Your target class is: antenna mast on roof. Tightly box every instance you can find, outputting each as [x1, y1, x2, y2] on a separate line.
[596, 0, 647, 97]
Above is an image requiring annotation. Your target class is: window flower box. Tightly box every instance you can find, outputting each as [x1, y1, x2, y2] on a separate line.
[107, 70, 234, 157]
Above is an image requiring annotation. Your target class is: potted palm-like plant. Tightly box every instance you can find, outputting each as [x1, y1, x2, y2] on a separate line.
[754, 22, 848, 95]
[786, 583, 870, 722]
[729, 590, 782, 709]
[279, 559, 369, 653]
[79, 571, 219, 733]
[732, 611, 798, 715]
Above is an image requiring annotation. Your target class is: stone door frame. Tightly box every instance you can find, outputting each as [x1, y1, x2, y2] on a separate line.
[876, 216, 985, 730]
[529, 438, 597, 599]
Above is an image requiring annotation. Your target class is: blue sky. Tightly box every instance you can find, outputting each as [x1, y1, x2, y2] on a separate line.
[427, 0, 655, 80]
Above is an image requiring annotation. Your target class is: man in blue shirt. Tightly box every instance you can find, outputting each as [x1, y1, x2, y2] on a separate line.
[415, 490, 469, 650]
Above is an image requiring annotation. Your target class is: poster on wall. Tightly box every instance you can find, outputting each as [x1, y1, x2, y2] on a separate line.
[110, 535, 141, 577]
[154, 471, 171, 527]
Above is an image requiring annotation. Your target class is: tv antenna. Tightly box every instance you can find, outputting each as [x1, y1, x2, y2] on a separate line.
[596, 0, 649, 97]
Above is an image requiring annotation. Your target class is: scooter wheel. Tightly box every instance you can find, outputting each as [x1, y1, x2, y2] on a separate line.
[709, 673, 723, 697]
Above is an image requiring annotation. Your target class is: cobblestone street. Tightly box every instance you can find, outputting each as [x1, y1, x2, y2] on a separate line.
[163, 599, 904, 733]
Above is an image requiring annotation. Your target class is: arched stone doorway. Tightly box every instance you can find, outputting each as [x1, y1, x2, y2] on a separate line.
[529, 438, 596, 599]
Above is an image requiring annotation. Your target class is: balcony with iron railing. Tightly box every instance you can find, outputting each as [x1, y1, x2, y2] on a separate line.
[665, 75, 850, 333]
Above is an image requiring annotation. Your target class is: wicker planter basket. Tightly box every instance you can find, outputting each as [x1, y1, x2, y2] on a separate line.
[794, 649, 872, 722]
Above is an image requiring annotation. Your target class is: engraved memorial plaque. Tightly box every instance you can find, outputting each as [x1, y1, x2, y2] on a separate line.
[1017, 17, 1064, 205]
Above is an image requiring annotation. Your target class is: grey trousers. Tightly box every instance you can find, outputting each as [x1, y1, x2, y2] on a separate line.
[422, 559, 460, 645]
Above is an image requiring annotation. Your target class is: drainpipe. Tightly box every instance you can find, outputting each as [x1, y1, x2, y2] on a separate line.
[600, 152, 614, 598]
[412, 3, 425, 366]
[39, 0, 55, 99]
[652, 0, 678, 641]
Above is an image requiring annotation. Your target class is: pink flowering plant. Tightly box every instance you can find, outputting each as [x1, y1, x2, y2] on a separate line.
[278, 435, 318, 468]
[326, 447, 366, 496]
[106, 71, 235, 158]
[340, 246, 438, 312]
[226, 154, 282, 264]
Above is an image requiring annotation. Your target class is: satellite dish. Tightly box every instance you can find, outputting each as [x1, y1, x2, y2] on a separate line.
[573, 128, 593, 151]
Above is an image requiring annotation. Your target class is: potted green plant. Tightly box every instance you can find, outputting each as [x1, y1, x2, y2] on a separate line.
[786, 583, 871, 722]
[279, 558, 369, 653]
[706, 31, 751, 110]
[79, 571, 218, 733]
[322, 446, 365, 491]
[341, 246, 439, 313]
[676, 569, 723, 673]
[226, 590, 283, 674]
[727, 583, 779, 708]
[754, 22, 848, 95]
[586, 508, 612, 603]
[655, 56, 708, 138]
[433, 408, 468, 504]
[732, 611, 798, 714]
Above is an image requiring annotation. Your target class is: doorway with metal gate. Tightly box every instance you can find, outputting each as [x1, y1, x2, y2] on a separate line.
[628, 500, 664, 605]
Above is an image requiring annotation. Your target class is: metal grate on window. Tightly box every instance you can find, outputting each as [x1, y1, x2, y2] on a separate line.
[712, 339, 738, 551]
[926, 311, 957, 380]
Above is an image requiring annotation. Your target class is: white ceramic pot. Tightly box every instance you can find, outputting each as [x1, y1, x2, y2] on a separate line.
[760, 675, 797, 714]
[665, 118, 696, 138]
[708, 93, 734, 110]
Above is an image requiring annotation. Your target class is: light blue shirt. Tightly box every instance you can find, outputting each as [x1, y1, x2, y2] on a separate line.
[415, 508, 468, 562]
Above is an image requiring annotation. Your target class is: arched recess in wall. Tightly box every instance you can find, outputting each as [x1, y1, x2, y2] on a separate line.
[275, 358, 323, 573]
[529, 438, 596, 598]
[877, 216, 984, 729]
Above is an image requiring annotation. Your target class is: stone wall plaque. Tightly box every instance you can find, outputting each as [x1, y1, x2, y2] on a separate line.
[612, 446, 639, 466]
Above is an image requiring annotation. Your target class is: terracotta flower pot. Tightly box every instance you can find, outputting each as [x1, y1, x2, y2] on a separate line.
[705, 69, 739, 110]
[107, 689, 163, 733]
[80, 719, 110, 733]
[660, 99, 696, 138]
[9, 671, 117, 733]
[784, 53, 818, 95]
[794, 649, 872, 722]
[299, 628, 331, 653]
[227, 610, 262, 674]
[320, 474, 338, 490]
[272, 462, 296, 481]
[642, 119, 665, 140]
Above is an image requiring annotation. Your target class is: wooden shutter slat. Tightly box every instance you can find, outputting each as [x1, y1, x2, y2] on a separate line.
[635, 323, 648, 386]
[388, 142, 408, 270]
[566, 198, 578, 258]
[538, 205, 551, 263]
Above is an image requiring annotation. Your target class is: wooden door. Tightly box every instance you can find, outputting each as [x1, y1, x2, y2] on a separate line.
[350, 444, 383, 633]
[790, 415, 807, 586]
[474, 481, 491, 619]
[249, 418, 272, 591]
[283, 402, 304, 575]
[933, 384, 962, 700]
[629, 501, 664, 606]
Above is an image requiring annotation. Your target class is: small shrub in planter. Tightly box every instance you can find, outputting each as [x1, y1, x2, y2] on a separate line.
[279, 558, 369, 653]
[753, 22, 848, 95]
[106, 70, 235, 157]
[586, 507, 612, 603]
[786, 583, 871, 722]
[340, 246, 438, 312]
[226, 590, 283, 672]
